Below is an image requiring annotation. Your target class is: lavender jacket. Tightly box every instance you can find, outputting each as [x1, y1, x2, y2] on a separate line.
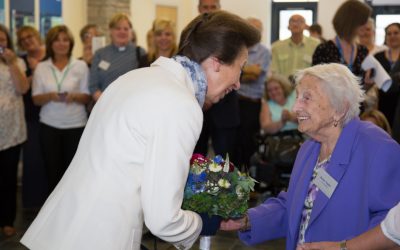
[239, 118, 400, 250]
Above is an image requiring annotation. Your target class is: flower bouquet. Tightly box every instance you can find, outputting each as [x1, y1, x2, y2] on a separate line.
[182, 154, 256, 249]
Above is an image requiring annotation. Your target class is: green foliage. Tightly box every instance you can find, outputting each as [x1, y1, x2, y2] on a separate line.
[182, 154, 256, 219]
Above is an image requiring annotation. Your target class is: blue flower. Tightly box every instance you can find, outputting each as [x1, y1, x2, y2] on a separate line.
[191, 182, 206, 194]
[186, 172, 207, 194]
[213, 155, 223, 164]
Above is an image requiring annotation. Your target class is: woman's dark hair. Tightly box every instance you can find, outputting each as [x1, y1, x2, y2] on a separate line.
[384, 23, 400, 45]
[333, 0, 372, 42]
[79, 24, 98, 42]
[309, 23, 322, 35]
[385, 22, 400, 36]
[44, 25, 75, 60]
[0, 24, 14, 51]
[177, 10, 260, 65]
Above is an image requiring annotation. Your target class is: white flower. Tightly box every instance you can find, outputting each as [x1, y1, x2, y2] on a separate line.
[218, 179, 231, 189]
[223, 154, 230, 173]
[192, 164, 206, 175]
[207, 185, 220, 194]
[209, 162, 222, 172]
[236, 185, 245, 199]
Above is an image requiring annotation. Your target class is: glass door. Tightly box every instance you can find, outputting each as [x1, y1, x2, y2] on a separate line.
[40, 0, 62, 38]
[10, 0, 35, 43]
[0, 0, 5, 24]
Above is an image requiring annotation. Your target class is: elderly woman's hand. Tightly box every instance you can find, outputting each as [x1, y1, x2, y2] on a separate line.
[220, 217, 245, 231]
[296, 242, 340, 250]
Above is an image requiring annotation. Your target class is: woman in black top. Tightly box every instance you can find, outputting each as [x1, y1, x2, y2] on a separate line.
[312, 0, 371, 83]
[374, 23, 400, 142]
[16, 26, 48, 208]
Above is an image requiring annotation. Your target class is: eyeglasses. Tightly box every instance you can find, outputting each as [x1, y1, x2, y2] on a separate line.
[19, 34, 34, 42]
[84, 33, 94, 39]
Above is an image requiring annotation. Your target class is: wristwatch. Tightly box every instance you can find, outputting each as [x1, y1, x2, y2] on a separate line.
[339, 240, 348, 250]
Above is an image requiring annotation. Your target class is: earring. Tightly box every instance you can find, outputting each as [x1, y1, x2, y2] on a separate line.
[333, 120, 339, 127]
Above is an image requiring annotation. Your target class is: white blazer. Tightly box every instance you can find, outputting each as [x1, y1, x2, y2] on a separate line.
[21, 57, 203, 250]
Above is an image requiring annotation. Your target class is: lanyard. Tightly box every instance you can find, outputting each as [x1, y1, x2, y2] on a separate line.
[50, 61, 71, 92]
[388, 49, 397, 69]
[335, 36, 354, 71]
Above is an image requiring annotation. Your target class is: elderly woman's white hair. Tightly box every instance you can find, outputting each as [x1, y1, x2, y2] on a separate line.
[294, 63, 365, 126]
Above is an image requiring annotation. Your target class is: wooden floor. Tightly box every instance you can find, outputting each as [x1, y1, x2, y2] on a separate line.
[0, 188, 285, 250]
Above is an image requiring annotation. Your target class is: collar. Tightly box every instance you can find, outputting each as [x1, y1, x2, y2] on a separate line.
[111, 42, 133, 52]
[288, 36, 305, 47]
[249, 43, 261, 53]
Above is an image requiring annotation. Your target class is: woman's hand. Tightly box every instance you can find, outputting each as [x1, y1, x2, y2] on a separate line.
[281, 109, 292, 123]
[1, 47, 17, 65]
[296, 241, 340, 250]
[92, 90, 102, 102]
[220, 217, 245, 231]
[364, 69, 375, 88]
[27, 56, 40, 71]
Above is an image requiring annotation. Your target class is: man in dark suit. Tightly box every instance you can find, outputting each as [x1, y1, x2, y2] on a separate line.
[194, 0, 240, 162]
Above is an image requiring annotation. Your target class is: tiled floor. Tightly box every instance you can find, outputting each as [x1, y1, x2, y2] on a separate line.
[0, 189, 285, 250]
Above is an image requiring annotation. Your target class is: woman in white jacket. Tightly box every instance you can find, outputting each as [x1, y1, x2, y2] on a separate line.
[21, 11, 260, 250]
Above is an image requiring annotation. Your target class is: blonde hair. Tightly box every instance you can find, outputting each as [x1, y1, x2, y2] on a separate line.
[360, 109, 392, 135]
[17, 26, 42, 51]
[147, 19, 178, 62]
[265, 74, 293, 100]
[109, 13, 132, 29]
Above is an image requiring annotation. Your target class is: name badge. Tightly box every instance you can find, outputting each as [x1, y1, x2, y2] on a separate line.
[312, 168, 338, 198]
[98, 60, 110, 70]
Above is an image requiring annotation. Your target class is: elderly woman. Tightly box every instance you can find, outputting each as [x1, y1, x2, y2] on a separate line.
[16, 25, 48, 208]
[0, 24, 28, 237]
[21, 11, 260, 250]
[221, 63, 400, 250]
[31, 25, 91, 194]
[89, 13, 146, 102]
[259, 74, 298, 134]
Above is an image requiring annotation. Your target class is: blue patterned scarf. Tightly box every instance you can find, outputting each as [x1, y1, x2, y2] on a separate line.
[173, 55, 207, 107]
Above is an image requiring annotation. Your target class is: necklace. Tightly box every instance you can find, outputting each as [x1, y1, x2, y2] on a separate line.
[317, 154, 331, 165]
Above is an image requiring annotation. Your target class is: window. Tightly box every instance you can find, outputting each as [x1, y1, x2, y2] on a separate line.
[0, 0, 4, 24]
[271, 1, 317, 43]
[368, 2, 400, 46]
[10, 0, 35, 43]
[278, 9, 313, 40]
[40, 0, 62, 38]
[376, 14, 400, 45]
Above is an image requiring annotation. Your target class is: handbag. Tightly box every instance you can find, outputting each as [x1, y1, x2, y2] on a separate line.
[256, 130, 305, 168]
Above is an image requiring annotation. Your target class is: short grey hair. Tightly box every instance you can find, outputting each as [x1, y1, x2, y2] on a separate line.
[294, 63, 365, 126]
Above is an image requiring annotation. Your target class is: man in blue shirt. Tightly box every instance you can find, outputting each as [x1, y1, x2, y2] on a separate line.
[236, 17, 271, 167]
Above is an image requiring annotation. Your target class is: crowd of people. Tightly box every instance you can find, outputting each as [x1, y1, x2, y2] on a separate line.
[0, 0, 399, 249]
